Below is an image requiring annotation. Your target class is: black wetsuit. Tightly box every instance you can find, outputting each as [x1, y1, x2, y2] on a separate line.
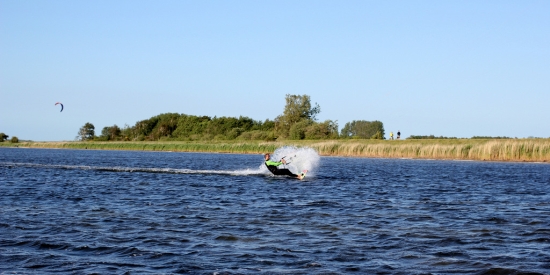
[265, 160, 298, 177]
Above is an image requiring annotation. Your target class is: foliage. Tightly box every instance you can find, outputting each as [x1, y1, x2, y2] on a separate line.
[120, 124, 132, 141]
[10, 136, 19, 143]
[0, 133, 8, 142]
[99, 125, 122, 141]
[170, 114, 210, 139]
[371, 130, 383, 140]
[275, 94, 320, 138]
[304, 120, 339, 140]
[286, 119, 340, 140]
[151, 113, 180, 140]
[113, 113, 277, 141]
[74, 95, 370, 142]
[289, 120, 311, 140]
[340, 120, 385, 139]
[77, 123, 95, 141]
[237, 130, 275, 141]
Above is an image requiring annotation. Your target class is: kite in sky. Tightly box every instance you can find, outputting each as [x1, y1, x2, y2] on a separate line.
[55, 102, 64, 112]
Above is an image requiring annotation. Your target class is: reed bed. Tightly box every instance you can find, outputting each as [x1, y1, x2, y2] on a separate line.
[2, 139, 549, 162]
[309, 139, 550, 162]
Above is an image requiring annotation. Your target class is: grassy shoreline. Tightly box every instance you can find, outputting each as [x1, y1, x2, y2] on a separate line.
[2, 139, 549, 163]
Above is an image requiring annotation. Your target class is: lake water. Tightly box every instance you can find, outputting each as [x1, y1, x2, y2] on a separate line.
[0, 147, 549, 274]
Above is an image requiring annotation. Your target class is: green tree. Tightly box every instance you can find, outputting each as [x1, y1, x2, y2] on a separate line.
[10, 136, 19, 143]
[120, 124, 132, 141]
[237, 130, 274, 141]
[341, 120, 385, 139]
[275, 94, 320, 138]
[371, 130, 383, 140]
[257, 119, 276, 131]
[132, 116, 162, 140]
[289, 120, 311, 140]
[226, 128, 244, 140]
[171, 115, 211, 140]
[0, 133, 8, 142]
[305, 120, 339, 139]
[100, 125, 122, 141]
[150, 113, 180, 140]
[108, 112, 278, 141]
[77, 122, 95, 141]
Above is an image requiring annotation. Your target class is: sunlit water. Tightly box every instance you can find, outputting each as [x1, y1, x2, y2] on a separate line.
[1, 147, 549, 274]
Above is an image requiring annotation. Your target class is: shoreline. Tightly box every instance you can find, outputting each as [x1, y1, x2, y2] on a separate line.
[1, 139, 549, 163]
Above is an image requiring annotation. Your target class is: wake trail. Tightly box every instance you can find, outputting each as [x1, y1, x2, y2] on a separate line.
[1, 146, 321, 178]
[0, 162, 265, 176]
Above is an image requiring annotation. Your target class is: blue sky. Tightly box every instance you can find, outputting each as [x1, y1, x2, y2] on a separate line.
[1, 0, 549, 141]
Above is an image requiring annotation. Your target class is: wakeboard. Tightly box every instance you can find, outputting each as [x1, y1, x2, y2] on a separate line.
[300, 170, 308, 180]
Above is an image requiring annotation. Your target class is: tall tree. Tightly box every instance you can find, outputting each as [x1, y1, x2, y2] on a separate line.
[340, 120, 385, 139]
[100, 125, 122, 141]
[305, 120, 339, 139]
[77, 122, 95, 141]
[275, 94, 320, 138]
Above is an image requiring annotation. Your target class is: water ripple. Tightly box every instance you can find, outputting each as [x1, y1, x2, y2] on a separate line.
[1, 148, 549, 274]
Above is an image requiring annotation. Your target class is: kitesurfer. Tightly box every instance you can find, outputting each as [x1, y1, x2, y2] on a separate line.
[264, 153, 305, 180]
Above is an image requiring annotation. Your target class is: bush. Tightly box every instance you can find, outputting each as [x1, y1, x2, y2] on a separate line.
[371, 131, 383, 140]
[227, 128, 244, 140]
[341, 120, 385, 139]
[10, 136, 19, 143]
[289, 120, 311, 140]
[304, 120, 339, 140]
[214, 134, 227, 140]
[237, 130, 274, 141]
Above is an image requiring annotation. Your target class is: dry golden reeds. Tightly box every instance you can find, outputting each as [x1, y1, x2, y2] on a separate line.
[3, 139, 549, 162]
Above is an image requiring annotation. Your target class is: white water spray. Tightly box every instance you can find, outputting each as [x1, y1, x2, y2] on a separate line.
[261, 146, 321, 176]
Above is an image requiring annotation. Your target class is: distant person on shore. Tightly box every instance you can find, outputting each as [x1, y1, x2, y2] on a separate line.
[397, 130, 401, 139]
[390, 132, 394, 140]
[264, 153, 306, 180]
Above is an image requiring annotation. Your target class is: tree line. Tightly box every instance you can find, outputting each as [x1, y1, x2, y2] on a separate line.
[77, 94, 386, 141]
[0, 133, 19, 143]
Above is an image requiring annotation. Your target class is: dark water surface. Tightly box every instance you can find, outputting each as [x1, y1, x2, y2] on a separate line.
[1, 148, 549, 274]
